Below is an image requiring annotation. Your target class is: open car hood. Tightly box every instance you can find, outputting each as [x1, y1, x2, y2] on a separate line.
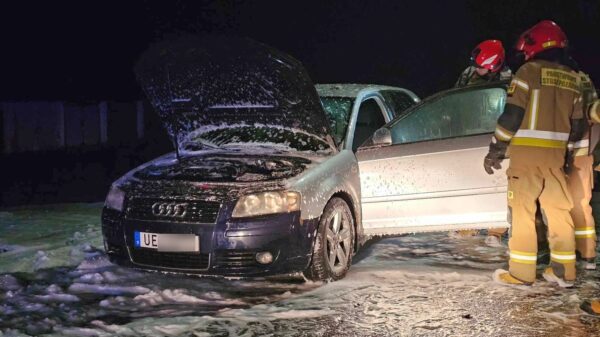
[135, 36, 336, 153]
[132, 152, 313, 183]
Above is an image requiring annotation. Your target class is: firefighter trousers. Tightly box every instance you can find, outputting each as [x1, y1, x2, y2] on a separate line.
[507, 166, 576, 283]
[566, 155, 597, 260]
[489, 205, 548, 254]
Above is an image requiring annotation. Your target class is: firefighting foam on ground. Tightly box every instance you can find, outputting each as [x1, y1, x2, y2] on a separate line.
[2, 2, 600, 336]
[0, 203, 599, 336]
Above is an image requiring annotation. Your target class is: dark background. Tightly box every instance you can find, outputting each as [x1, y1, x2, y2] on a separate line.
[1, 0, 599, 101]
[1, 0, 599, 206]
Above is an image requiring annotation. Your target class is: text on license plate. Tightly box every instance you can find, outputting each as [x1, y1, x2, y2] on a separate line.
[134, 231, 199, 252]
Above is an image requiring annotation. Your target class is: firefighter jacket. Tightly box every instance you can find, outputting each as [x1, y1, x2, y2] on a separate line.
[572, 71, 600, 156]
[455, 65, 512, 88]
[492, 60, 584, 169]
[589, 98, 600, 124]
[590, 98, 600, 161]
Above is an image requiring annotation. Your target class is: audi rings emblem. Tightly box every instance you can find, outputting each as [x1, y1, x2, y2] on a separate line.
[151, 202, 188, 218]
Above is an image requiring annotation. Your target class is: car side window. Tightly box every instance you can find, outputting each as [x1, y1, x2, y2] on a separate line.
[389, 88, 506, 145]
[353, 98, 387, 151]
[381, 90, 417, 117]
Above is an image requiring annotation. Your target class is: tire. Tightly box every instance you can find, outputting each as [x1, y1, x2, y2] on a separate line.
[304, 197, 355, 282]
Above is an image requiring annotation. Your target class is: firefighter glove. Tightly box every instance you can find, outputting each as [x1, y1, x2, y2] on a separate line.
[484, 138, 507, 175]
[484, 155, 503, 175]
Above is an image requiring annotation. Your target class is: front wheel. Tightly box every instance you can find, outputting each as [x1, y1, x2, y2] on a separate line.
[304, 197, 355, 281]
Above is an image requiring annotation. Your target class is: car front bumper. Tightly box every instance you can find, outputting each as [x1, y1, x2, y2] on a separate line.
[101, 205, 319, 277]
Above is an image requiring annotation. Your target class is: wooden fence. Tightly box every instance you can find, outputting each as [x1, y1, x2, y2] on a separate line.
[0, 101, 152, 154]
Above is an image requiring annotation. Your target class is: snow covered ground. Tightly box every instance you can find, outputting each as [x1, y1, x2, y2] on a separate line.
[1, 203, 600, 337]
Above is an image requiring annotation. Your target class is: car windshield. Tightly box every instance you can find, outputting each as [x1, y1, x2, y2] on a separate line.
[183, 123, 332, 153]
[320, 97, 353, 145]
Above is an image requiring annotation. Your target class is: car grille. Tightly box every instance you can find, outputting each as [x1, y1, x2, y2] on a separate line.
[214, 251, 259, 269]
[101, 208, 124, 243]
[102, 207, 121, 223]
[130, 249, 210, 270]
[125, 198, 221, 224]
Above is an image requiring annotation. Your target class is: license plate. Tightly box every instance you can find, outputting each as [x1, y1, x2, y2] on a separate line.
[134, 231, 200, 252]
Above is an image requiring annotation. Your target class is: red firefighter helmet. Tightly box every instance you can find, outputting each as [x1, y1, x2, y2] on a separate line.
[515, 20, 568, 61]
[470, 40, 505, 73]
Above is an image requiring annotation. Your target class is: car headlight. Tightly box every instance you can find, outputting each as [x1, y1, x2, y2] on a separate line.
[105, 185, 125, 211]
[232, 191, 301, 218]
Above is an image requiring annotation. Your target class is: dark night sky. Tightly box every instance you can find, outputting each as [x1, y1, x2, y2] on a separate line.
[1, 0, 599, 101]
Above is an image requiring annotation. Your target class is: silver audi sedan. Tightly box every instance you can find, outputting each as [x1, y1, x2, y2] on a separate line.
[356, 82, 509, 236]
[104, 36, 425, 282]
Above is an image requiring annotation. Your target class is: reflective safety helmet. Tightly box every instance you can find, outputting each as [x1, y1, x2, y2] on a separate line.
[515, 20, 568, 61]
[471, 40, 505, 73]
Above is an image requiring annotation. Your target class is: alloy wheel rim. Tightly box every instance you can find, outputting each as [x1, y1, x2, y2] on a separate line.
[325, 209, 352, 274]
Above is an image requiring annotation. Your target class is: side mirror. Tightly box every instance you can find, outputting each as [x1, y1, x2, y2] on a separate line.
[371, 128, 392, 147]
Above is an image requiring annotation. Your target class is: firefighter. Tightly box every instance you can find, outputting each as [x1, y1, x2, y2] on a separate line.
[567, 70, 598, 270]
[456, 40, 512, 246]
[579, 95, 600, 316]
[484, 20, 585, 287]
[455, 39, 512, 88]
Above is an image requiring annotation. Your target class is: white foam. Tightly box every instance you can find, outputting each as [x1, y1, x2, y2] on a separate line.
[35, 293, 80, 303]
[0, 274, 21, 291]
[90, 320, 136, 335]
[99, 296, 128, 308]
[76, 255, 113, 270]
[133, 289, 245, 306]
[46, 284, 62, 294]
[53, 327, 103, 337]
[0, 328, 34, 337]
[266, 309, 337, 319]
[77, 273, 104, 284]
[68, 283, 150, 296]
[32, 250, 50, 271]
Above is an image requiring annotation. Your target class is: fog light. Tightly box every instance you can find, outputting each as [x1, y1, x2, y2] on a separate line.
[255, 251, 273, 265]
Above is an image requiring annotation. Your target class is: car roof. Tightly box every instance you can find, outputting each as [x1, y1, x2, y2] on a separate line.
[315, 83, 414, 98]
